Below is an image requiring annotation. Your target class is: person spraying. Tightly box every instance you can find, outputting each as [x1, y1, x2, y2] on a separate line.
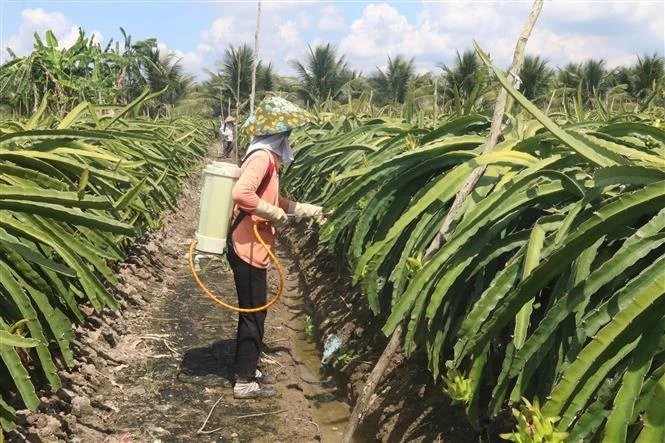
[227, 96, 322, 399]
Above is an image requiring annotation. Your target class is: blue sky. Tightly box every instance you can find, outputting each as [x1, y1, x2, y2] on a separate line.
[2, 1, 663, 80]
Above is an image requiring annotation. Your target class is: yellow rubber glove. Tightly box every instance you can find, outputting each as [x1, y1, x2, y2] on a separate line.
[254, 200, 288, 227]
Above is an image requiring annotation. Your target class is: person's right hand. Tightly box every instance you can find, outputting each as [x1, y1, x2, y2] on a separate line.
[293, 202, 323, 219]
[254, 200, 289, 227]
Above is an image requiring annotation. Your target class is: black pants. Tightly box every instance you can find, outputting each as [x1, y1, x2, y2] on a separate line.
[222, 141, 233, 158]
[227, 244, 267, 379]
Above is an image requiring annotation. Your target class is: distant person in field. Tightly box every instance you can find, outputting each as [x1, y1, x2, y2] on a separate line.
[220, 116, 235, 158]
[227, 96, 324, 399]
[218, 116, 225, 154]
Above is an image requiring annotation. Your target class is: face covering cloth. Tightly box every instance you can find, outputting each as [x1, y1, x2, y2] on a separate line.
[242, 133, 294, 165]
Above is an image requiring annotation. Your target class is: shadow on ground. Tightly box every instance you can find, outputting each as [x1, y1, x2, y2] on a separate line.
[177, 339, 236, 388]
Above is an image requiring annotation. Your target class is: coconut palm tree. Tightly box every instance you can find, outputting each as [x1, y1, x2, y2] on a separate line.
[609, 66, 633, 90]
[256, 62, 276, 100]
[632, 53, 664, 99]
[557, 62, 583, 91]
[290, 43, 354, 104]
[196, 54, 274, 118]
[191, 71, 228, 117]
[557, 59, 609, 105]
[220, 44, 254, 111]
[439, 50, 488, 99]
[145, 53, 195, 116]
[438, 49, 490, 113]
[519, 55, 553, 103]
[581, 59, 608, 99]
[116, 28, 166, 104]
[604, 66, 634, 110]
[217, 43, 274, 113]
[370, 55, 416, 105]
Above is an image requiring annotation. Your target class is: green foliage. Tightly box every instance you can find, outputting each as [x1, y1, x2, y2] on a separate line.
[438, 49, 491, 114]
[500, 398, 568, 443]
[519, 55, 553, 104]
[220, 44, 274, 112]
[370, 55, 416, 105]
[0, 93, 212, 430]
[442, 363, 473, 404]
[193, 46, 276, 118]
[303, 314, 315, 338]
[0, 27, 192, 118]
[290, 43, 356, 104]
[283, 44, 665, 440]
[335, 348, 354, 366]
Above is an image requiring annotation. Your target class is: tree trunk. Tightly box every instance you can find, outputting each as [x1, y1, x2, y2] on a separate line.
[341, 2, 545, 441]
[220, 89, 224, 119]
[249, 1, 262, 114]
[235, 58, 242, 164]
[434, 77, 438, 120]
[341, 324, 402, 443]
[32, 84, 39, 113]
[424, 0, 544, 260]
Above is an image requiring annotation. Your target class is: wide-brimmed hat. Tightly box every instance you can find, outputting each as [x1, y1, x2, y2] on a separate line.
[224, 116, 236, 123]
[241, 96, 311, 136]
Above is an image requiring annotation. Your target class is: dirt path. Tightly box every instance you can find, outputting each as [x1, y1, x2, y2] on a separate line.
[7, 147, 475, 443]
[6, 151, 351, 442]
[96, 170, 351, 442]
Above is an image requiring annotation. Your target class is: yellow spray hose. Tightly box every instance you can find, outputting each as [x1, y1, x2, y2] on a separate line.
[188, 222, 284, 313]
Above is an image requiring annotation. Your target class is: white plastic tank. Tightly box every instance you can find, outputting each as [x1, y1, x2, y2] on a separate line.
[195, 161, 241, 254]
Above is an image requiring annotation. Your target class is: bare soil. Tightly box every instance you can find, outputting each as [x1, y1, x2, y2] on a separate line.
[5, 150, 342, 443]
[5, 144, 477, 443]
[280, 224, 478, 443]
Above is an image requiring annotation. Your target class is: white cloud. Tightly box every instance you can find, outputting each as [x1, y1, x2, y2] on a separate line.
[197, 43, 214, 54]
[158, 42, 204, 76]
[339, 3, 451, 73]
[279, 21, 299, 44]
[297, 12, 313, 30]
[336, 0, 662, 75]
[179, 16, 254, 78]
[418, 0, 662, 39]
[6, 1, 659, 81]
[258, 1, 310, 13]
[543, 1, 662, 28]
[545, 1, 663, 41]
[417, 1, 529, 65]
[308, 37, 325, 50]
[528, 28, 636, 69]
[317, 5, 345, 32]
[420, 1, 526, 34]
[201, 16, 252, 48]
[174, 5, 314, 78]
[4, 8, 103, 62]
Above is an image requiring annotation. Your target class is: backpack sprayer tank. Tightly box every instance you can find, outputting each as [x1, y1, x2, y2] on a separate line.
[194, 162, 241, 254]
[190, 159, 286, 313]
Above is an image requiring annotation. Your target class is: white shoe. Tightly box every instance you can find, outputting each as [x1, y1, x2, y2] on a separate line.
[255, 369, 276, 384]
[233, 380, 275, 399]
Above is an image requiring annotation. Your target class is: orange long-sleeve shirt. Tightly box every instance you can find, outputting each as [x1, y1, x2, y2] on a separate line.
[230, 149, 291, 268]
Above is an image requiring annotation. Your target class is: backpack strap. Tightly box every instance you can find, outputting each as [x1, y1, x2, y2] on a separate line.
[229, 149, 276, 236]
